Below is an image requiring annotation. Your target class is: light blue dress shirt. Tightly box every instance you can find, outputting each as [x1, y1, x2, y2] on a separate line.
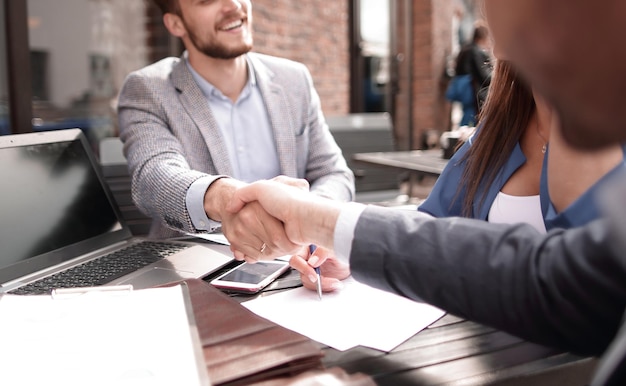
[184, 55, 280, 231]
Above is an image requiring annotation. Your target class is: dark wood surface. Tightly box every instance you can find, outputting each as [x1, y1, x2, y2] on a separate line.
[352, 149, 450, 177]
[353, 149, 449, 198]
[218, 268, 597, 386]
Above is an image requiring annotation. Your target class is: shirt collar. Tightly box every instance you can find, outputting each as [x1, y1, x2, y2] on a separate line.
[184, 52, 257, 100]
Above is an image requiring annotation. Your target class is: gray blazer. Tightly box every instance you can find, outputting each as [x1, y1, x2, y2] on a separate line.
[117, 53, 354, 239]
[349, 174, 626, 365]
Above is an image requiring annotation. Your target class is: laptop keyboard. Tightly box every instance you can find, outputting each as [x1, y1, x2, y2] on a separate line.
[9, 241, 190, 295]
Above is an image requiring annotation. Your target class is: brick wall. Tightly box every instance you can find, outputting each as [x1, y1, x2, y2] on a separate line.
[144, 0, 473, 148]
[404, 0, 463, 149]
[144, 0, 350, 116]
[390, 0, 457, 150]
[252, 1, 350, 116]
[393, 0, 412, 150]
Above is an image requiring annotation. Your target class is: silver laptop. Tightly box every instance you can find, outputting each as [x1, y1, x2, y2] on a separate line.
[0, 128, 234, 294]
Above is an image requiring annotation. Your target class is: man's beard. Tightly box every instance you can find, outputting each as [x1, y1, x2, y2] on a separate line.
[186, 25, 253, 59]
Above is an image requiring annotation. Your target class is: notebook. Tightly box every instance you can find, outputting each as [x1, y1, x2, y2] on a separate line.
[0, 128, 234, 294]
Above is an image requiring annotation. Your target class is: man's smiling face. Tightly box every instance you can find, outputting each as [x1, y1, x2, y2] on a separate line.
[178, 0, 253, 60]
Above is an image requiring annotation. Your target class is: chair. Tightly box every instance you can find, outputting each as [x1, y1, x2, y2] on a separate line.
[98, 137, 151, 236]
[327, 113, 402, 196]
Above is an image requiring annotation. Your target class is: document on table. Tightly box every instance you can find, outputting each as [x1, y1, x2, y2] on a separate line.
[187, 231, 230, 245]
[243, 278, 445, 351]
[0, 285, 209, 386]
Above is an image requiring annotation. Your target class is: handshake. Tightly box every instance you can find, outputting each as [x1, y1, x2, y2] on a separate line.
[209, 176, 350, 293]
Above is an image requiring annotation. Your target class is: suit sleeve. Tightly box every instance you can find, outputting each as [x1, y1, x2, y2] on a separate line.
[349, 205, 626, 356]
[117, 71, 208, 234]
[418, 139, 472, 217]
[298, 65, 355, 202]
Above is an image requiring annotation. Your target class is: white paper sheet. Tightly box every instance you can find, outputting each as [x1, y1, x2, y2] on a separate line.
[0, 286, 208, 386]
[243, 278, 445, 351]
[187, 231, 231, 245]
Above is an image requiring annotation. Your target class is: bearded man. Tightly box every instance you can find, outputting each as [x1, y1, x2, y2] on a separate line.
[117, 0, 354, 260]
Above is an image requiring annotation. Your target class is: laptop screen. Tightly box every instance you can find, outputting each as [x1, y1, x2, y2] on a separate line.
[0, 129, 129, 285]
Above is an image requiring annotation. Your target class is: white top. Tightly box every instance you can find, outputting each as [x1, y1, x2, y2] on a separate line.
[487, 192, 547, 234]
[333, 194, 548, 265]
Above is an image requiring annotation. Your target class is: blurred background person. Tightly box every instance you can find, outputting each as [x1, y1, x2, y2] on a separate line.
[448, 22, 493, 127]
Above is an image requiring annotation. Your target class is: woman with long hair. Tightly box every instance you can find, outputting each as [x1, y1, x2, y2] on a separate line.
[419, 59, 625, 232]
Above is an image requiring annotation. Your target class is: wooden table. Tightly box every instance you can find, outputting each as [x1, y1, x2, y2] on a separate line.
[223, 269, 597, 386]
[353, 149, 449, 197]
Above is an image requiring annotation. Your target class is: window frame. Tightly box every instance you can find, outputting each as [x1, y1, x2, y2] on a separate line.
[4, 0, 33, 134]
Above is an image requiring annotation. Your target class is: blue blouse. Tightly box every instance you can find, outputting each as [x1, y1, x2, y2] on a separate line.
[418, 133, 626, 230]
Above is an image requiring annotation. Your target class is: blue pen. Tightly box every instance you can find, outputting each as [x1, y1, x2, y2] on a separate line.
[309, 244, 322, 300]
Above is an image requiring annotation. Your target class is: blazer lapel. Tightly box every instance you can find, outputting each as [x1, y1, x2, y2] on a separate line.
[171, 57, 234, 176]
[249, 54, 298, 177]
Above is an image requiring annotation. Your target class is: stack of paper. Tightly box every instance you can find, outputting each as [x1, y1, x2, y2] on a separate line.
[243, 278, 445, 351]
[0, 285, 208, 386]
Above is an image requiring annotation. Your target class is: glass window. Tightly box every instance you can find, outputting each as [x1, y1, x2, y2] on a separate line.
[0, 0, 10, 136]
[360, 0, 390, 48]
[358, 0, 391, 113]
[27, 0, 150, 152]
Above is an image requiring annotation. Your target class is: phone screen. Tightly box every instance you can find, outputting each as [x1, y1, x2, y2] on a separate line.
[219, 262, 285, 284]
[210, 261, 290, 293]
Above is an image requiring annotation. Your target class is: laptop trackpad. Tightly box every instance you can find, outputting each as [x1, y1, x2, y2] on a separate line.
[111, 244, 234, 289]
[117, 267, 194, 290]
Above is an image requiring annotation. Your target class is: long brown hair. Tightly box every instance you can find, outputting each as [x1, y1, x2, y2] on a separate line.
[457, 60, 536, 216]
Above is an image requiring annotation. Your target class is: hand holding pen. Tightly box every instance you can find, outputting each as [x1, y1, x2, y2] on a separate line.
[309, 245, 322, 300]
[289, 245, 351, 295]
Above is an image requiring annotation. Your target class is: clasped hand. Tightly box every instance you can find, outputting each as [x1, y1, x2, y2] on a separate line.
[215, 176, 308, 262]
[225, 176, 349, 293]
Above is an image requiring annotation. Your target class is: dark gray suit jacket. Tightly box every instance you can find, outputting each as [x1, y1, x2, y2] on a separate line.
[118, 53, 354, 239]
[349, 173, 626, 383]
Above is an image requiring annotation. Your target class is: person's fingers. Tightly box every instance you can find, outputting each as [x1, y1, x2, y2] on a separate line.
[242, 254, 260, 264]
[230, 247, 264, 264]
[289, 247, 331, 273]
[226, 180, 304, 222]
[257, 213, 300, 255]
[222, 202, 300, 259]
[231, 248, 263, 264]
[300, 271, 344, 293]
[226, 180, 273, 214]
[289, 247, 343, 293]
[306, 245, 332, 268]
[289, 253, 318, 283]
[231, 202, 300, 255]
[232, 248, 246, 261]
[227, 180, 327, 248]
[317, 255, 351, 281]
[223, 220, 268, 260]
[271, 176, 310, 191]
